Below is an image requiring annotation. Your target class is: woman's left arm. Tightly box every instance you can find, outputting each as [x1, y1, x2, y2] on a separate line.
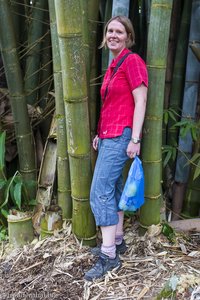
[126, 84, 148, 158]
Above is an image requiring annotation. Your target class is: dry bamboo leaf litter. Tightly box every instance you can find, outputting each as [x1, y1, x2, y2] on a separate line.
[0, 220, 199, 300]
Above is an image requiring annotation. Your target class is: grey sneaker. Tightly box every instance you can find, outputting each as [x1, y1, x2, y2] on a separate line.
[90, 240, 127, 256]
[84, 253, 121, 281]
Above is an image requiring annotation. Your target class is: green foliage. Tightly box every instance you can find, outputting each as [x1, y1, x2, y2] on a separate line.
[162, 112, 200, 180]
[162, 145, 177, 167]
[161, 222, 175, 242]
[186, 153, 200, 180]
[163, 108, 180, 126]
[0, 171, 37, 215]
[172, 119, 199, 141]
[0, 225, 8, 242]
[156, 275, 178, 299]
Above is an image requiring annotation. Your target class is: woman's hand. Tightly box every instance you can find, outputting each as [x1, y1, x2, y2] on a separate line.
[126, 141, 140, 159]
[93, 135, 99, 151]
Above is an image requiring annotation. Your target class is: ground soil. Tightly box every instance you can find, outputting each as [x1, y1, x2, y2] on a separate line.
[0, 218, 199, 300]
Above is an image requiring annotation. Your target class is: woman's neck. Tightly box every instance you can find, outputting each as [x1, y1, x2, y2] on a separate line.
[111, 47, 126, 59]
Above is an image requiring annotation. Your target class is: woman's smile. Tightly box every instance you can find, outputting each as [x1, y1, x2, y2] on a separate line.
[106, 20, 128, 57]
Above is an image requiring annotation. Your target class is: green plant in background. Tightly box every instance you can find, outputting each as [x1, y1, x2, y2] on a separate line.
[173, 119, 199, 141]
[0, 171, 37, 219]
[0, 225, 8, 241]
[163, 107, 180, 127]
[162, 144, 177, 167]
[161, 222, 176, 242]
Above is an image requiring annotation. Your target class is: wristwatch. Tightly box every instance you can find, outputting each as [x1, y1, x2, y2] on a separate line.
[131, 137, 141, 144]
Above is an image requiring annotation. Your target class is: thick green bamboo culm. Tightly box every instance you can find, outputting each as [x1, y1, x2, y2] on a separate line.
[80, 0, 90, 81]
[181, 168, 200, 218]
[101, 0, 112, 72]
[0, 0, 36, 199]
[181, 137, 200, 218]
[48, 0, 72, 220]
[24, 0, 47, 105]
[141, 0, 173, 227]
[55, 0, 96, 245]
[38, 7, 52, 106]
[10, 0, 26, 47]
[87, 0, 100, 170]
[88, 0, 100, 66]
[167, 0, 192, 170]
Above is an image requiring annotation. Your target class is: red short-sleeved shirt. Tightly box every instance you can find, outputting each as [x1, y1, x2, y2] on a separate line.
[97, 48, 148, 139]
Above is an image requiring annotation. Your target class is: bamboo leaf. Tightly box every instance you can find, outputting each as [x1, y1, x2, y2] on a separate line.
[0, 171, 19, 209]
[163, 111, 168, 125]
[0, 208, 9, 219]
[168, 110, 177, 122]
[191, 126, 198, 141]
[163, 151, 172, 167]
[13, 182, 22, 210]
[9, 179, 15, 203]
[193, 160, 200, 180]
[0, 179, 6, 190]
[180, 124, 190, 138]
[190, 153, 200, 163]
[172, 147, 177, 161]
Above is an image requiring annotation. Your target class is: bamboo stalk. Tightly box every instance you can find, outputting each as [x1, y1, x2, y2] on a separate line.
[10, 0, 26, 48]
[101, 0, 112, 73]
[88, 0, 100, 171]
[48, 0, 72, 220]
[55, 0, 96, 245]
[24, 0, 47, 105]
[167, 0, 192, 176]
[181, 81, 200, 218]
[129, 0, 140, 53]
[175, 0, 200, 183]
[0, 0, 36, 199]
[140, 0, 173, 227]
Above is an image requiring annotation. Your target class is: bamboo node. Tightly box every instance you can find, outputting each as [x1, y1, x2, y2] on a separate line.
[17, 132, 34, 138]
[152, 4, 172, 10]
[68, 152, 90, 159]
[139, 222, 160, 229]
[144, 194, 162, 200]
[72, 196, 89, 202]
[65, 96, 88, 103]
[20, 168, 37, 174]
[57, 156, 69, 162]
[145, 115, 162, 120]
[147, 64, 166, 69]
[142, 159, 162, 163]
[75, 234, 97, 241]
[58, 188, 71, 193]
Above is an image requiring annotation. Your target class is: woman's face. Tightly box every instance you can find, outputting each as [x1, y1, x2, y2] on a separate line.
[106, 20, 128, 56]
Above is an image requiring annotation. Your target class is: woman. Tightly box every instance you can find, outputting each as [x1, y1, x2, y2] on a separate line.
[84, 15, 148, 281]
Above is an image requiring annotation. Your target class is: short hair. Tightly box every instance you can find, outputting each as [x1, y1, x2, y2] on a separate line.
[99, 15, 135, 49]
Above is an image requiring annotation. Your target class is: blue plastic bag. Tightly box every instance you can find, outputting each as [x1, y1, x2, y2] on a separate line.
[119, 156, 145, 211]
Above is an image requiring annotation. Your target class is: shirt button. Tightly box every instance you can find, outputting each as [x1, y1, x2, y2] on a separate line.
[103, 130, 107, 135]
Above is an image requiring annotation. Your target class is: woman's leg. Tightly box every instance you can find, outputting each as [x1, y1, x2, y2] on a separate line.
[100, 225, 117, 259]
[115, 175, 125, 245]
[84, 128, 131, 280]
[115, 211, 124, 245]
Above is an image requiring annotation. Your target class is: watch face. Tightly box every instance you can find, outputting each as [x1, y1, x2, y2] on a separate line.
[131, 138, 140, 144]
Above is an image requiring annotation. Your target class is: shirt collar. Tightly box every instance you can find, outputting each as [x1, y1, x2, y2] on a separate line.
[110, 48, 130, 69]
